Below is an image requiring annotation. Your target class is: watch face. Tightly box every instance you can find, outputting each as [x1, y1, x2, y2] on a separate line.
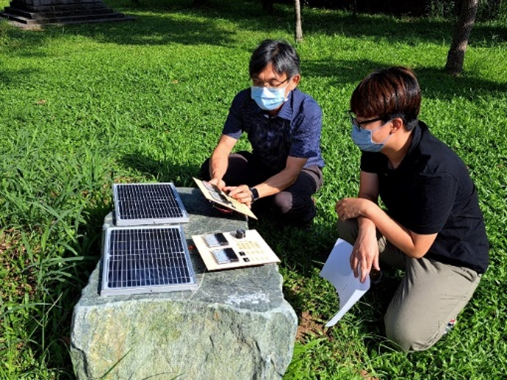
[250, 187, 259, 201]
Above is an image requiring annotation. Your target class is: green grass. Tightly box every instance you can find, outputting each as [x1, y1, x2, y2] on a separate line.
[1, 0, 506, 378]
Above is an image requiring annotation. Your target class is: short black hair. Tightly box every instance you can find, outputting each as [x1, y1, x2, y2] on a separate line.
[249, 39, 300, 79]
[350, 66, 421, 131]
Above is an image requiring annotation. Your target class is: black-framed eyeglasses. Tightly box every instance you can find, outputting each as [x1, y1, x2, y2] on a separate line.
[251, 77, 290, 88]
[348, 111, 384, 131]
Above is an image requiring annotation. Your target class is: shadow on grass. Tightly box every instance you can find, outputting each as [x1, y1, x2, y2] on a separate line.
[2, 0, 506, 97]
[0, 67, 43, 87]
[3, 0, 505, 51]
[119, 151, 200, 187]
[303, 58, 507, 98]
[61, 13, 237, 47]
[302, 9, 507, 46]
[98, 0, 507, 47]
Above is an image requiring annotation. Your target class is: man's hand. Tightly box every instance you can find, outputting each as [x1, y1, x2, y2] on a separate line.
[349, 226, 381, 283]
[208, 178, 226, 192]
[336, 196, 381, 283]
[225, 184, 254, 208]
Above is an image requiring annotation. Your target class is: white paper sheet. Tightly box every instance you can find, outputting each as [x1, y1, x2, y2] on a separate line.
[320, 238, 370, 327]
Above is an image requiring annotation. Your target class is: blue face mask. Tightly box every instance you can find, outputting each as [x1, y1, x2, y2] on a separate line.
[251, 86, 288, 111]
[351, 122, 392, 152]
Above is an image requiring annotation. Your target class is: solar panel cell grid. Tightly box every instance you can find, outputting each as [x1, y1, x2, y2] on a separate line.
[101, 226, 198, 295]
[113, 183, 189, 226]
[117, 184, 183, 219]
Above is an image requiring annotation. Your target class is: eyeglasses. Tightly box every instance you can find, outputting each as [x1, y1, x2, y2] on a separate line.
[251, 77, 289, 88]
[348, 111, 384, 131]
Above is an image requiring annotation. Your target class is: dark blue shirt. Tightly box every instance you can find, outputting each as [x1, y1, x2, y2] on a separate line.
[361, 121, 489, 274]
[222, 88, 325, 173]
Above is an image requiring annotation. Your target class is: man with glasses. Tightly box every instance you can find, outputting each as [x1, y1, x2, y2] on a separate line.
[335, 67, 489, 351]
[200, 39, 324, 227]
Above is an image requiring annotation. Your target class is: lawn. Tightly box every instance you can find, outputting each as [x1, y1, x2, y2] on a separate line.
[0, 0, 506, 378]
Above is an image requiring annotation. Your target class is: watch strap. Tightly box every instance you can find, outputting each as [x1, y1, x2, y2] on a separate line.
[249, 187, 259, 202]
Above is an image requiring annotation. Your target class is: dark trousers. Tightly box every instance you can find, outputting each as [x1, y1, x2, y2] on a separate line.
[200, 152, 323, 225]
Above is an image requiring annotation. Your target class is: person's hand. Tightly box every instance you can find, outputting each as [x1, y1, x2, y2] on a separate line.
[350, 226, 381, 283]
[225, 184, 254, 208]
[208, 178, 226, 192]
[335, 197, 368, 220]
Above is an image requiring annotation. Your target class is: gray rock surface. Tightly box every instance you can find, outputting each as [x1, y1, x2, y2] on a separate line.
[71, 188, 298, 380]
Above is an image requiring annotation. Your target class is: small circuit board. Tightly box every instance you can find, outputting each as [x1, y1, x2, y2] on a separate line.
[193, 178, 258, 220]
[192, 229, 280, 271]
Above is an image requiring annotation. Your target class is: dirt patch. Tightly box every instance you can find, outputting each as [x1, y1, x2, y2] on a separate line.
[296, 311, 326, 342]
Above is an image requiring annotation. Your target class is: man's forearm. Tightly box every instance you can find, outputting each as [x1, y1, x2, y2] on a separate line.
[254, 168, 299, 198]
[362, 204, 434, 258]
[209, 153, 228, 180]
[251, 156, 307, 198]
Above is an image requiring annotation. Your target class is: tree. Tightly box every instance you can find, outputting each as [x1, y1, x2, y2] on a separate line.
[445, 0, 479, 75]
[294, 0, 303, 42]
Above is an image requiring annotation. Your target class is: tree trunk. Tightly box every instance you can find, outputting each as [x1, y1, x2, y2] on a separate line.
[445, 0, 479, 75]
[294, 0, 303, 42]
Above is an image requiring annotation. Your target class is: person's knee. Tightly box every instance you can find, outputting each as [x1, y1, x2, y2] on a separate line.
[384, 311, 440, 352]
[272, 192, 293, 214]
[337, 218, 358, 245]
[271, 192, 315, 224]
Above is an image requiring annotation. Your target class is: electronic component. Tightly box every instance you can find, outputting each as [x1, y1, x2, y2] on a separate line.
[212, 248, 239, 264]
[202, 181, 233, 206]
[193, 177, 258, 220]
[192, 229, 281, 271]
[203, 233, 229, 248]
[235, 229, 246, 239]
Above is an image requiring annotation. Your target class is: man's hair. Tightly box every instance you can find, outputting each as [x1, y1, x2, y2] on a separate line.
[249, 39, 300, 79]
[350, 66, 421, 130]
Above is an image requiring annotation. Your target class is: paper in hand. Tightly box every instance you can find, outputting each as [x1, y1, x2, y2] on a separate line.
[320, 238, 371, 327]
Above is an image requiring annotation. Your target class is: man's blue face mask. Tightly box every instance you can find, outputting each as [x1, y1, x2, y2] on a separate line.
[251, 85, 288, 111]
[351, 121, 392, 152]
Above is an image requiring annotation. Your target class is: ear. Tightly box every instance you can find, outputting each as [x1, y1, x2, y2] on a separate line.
[390, 117, 404, 133]
[289, 74, 301, 89]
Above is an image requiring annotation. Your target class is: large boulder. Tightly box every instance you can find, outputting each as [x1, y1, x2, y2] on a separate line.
[70, 188, 298, 380]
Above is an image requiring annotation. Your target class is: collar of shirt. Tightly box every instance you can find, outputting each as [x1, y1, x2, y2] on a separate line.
[390, 121, 425, 175]
[403, 121, 425, 160]
[276, 89, 296, 120]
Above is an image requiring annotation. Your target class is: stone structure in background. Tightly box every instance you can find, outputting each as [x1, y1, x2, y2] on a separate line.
[0, 0, 134, 29]
[70, 188, 298, 380]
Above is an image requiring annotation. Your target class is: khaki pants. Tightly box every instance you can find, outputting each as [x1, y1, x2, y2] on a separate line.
[337, 218, 481, 352]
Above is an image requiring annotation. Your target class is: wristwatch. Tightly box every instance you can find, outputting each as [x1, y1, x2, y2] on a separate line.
[249, 187, 259, 202]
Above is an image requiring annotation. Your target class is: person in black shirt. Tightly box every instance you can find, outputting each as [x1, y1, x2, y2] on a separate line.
[335, 67, 489, 351]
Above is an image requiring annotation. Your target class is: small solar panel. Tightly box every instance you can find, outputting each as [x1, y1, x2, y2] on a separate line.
[113, 183, 189, 226]
[100, 225, 198, 296]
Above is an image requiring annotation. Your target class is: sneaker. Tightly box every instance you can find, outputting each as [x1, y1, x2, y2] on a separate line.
[444, 318, 456, 335]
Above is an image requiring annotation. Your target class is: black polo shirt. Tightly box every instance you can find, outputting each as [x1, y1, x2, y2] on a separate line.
[361, 121, 489, 274]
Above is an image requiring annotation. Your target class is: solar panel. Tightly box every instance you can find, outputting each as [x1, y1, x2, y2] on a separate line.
[113, 183, 189, 226]
[100, 225, 198, 296]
